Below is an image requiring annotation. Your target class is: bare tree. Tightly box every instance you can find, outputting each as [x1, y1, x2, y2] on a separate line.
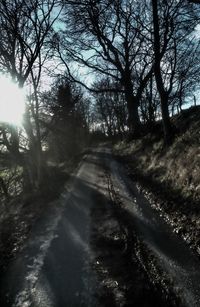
[93, 78, 127, 137]
[151, 0, 200, 143]
[0, 0, 61, 189]
[58, 0, 153, 136]
[140, 74, 160, 127]
[170, 38, 200, 113]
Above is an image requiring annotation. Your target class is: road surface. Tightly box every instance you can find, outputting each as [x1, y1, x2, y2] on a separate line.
[0, 146, 200, 306]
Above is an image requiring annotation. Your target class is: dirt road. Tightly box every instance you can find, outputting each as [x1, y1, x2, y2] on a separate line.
[0, 146, 200, 306]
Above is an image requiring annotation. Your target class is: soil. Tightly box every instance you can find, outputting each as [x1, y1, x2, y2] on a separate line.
[0, 143, 196, 306]
[114, 153, 200, 260]
[90, 168, 180, 307]
[113, 107, 200, 261]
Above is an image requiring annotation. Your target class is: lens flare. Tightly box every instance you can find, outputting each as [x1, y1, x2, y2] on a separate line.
[0, 75, 25, 125]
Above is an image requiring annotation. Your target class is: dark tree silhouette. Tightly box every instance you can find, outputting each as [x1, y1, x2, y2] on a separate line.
[42, 78, 90, 162]
[58, 0, 153, 137]
[151, 0, 200, 143]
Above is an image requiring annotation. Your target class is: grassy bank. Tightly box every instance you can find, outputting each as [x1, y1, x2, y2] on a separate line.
[113, 106, 200, 256]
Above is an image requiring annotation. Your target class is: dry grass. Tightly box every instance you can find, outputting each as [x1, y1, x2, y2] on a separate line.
[115, 106, 200, 202]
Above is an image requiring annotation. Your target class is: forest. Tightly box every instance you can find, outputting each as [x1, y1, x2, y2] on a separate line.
[0, 1, 200, 306]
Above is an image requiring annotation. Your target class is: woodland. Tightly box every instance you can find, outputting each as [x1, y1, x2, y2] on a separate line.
[0, 2, 200, 306]
[0, 0, 199, 219]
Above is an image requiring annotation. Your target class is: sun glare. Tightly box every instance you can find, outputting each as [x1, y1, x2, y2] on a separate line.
[0, 75, 25, 126]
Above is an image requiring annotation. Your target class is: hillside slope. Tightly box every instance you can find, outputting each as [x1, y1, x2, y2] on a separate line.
[114, 106, 200, 256]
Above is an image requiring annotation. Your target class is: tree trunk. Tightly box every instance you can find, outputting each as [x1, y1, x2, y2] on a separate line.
[127, 96, 141, 136]
[154, 64, 172, 142]
[148, 74, 155, 123]
[160, 91, 172, 143]
[31, 79, 44, 188]
[10, 126, 20, 155]
[152, 0, 173, 144]
[194, 95, 197, 107]
[124, 85, 141, 137]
